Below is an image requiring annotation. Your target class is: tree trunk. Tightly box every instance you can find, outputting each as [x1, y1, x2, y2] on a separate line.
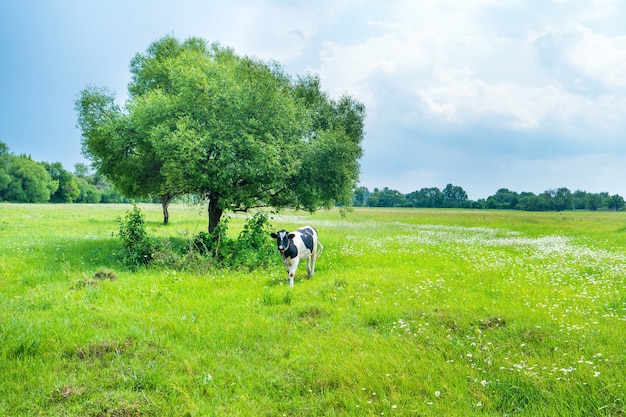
[208, 194, 223, 235]
[160, 194, 173, 225]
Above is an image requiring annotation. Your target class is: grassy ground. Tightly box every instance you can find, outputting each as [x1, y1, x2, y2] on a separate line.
[1, 203, 625, 416]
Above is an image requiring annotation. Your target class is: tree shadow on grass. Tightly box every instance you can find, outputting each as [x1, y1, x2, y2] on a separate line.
[39, 237, 123, 273]
[38, 233, 194, 269]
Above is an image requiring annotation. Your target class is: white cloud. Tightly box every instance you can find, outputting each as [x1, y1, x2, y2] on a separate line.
[560, 23, 626, 87]
[176, 0, 356, 65]
[313, 0, 626, 135]
[418, 76, 587, 129]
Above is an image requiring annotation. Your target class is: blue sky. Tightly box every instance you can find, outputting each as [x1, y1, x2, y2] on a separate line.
[1, 0, 626, 199]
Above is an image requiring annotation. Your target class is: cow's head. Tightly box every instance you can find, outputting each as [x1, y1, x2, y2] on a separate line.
[270, 230, 295, 253]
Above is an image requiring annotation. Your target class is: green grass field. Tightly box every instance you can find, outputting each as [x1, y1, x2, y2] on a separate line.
[1, 203, 625, 416]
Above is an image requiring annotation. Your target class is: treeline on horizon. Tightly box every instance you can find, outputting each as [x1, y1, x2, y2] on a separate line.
[0, 141, 147, 204]
[2, 141, 624, 211]
[353, 184, 626, 212]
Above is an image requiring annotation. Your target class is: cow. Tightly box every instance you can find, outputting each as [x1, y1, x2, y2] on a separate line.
[270, 226, 323, 287]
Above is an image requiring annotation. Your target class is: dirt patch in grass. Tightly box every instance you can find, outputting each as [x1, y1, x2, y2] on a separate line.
[73, 268, 118, 289]
[299, 306, 328, 326]
[299, 306, 327, 319]
[52, 385, 85, 402]
[93, 268, 117, 281]
[94, 403, 146, 417]
[75, 339, 133, 362]
[478, 316, 507, 330]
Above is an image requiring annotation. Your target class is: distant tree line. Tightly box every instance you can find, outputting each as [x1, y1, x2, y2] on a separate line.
[353, 185, 626, 211]
[0, 141, 139, 204]
[3, 140, 624, 211]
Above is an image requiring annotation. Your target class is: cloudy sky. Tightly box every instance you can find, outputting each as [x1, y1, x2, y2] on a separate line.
[2, 0, 626, 199]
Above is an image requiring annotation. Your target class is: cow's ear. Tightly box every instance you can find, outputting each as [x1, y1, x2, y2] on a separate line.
[288, 233, 296, 239]
[270, 233, 278, 238]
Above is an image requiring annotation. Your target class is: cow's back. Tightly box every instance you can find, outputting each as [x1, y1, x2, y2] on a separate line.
[296, 226, 317, 253]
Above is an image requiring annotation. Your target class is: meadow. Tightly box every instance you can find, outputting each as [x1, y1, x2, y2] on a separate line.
[0, 203, 625, 416]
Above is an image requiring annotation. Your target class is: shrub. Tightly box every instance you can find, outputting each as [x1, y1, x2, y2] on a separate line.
[117, 207, 275, 272]
[188, 212, 275, 270]
[117, 204, 155, 267]
[187, 216, 231, 258]
[232, 212, 275, 269]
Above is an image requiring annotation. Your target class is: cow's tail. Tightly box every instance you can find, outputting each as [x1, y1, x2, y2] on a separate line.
[316, 241, 323, 259]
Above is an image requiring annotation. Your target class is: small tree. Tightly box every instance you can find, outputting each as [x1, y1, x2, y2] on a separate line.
[442, 184, 469, 208]
[553, 187, 573, 212]
[118, 204, 155, 266]
[352, 186, 369, 207]
[608, 194, 625, 211]
[75, 177, 102, 203]
[43, 162, 80, 203]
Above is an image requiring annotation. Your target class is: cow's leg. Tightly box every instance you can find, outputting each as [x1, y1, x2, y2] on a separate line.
[308, 248, 319, 277]
[288, 258, 299, 287]
[309, 254, 315, 277]
[306, 255, 313, 277]
[309, 241, 320, 277]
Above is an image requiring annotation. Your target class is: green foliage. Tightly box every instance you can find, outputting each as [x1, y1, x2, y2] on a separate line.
[231, 212, 275, 269]
[608, 194, 625, 211]
[74, 177, 102, 203]
[188, 212, 275, 270]
[188, 217, 230, 258]
[43, 161, 80, 203]
[360, 184, 625, 212]
[292, 78, 365, 211]
[115, 208, 275, 271]
[0, 154, 58, 202]
[442, 183, 469, 208]
[366, 186, 411, 207]
[76, 85, 167, 203]
[0, 141, 10, 193]
[77, 35, 365, 233]
[0, 142, 131, 204]
[117, 204, 155, 267]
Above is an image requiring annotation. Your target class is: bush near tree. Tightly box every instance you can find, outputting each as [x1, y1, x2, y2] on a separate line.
[117, 204, 275, 271]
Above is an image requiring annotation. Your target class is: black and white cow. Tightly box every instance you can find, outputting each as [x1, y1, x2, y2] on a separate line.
[270, 226, 323, 287]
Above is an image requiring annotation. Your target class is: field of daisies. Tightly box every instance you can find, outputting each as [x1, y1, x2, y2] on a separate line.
[1, 204, 624, 416]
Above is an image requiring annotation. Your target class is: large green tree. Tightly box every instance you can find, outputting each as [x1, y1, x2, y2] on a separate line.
[77, 36, 365, 233]
[0, 155, 58, 203]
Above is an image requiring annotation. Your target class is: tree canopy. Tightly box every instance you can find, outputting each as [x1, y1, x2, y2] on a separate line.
[0, 154, 58, 203]
[76, 36, 365, 232]
[44, 162, 80, 203]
